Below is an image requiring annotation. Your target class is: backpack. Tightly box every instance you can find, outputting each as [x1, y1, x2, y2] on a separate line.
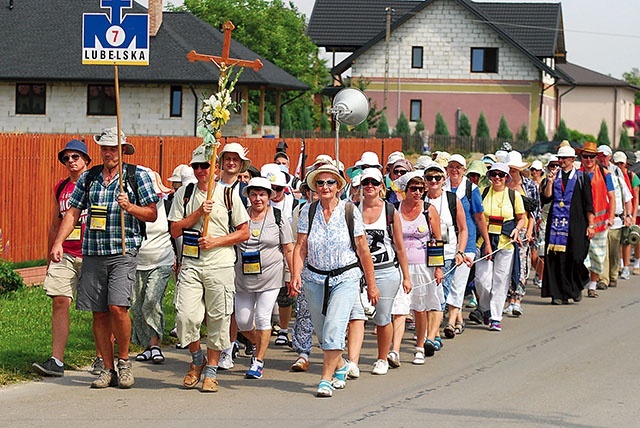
[355, 200, 396, 244]
[445, 191, 459, 235]
[84, 163, 146, 238]
[481, 186, 516, 215]
[394, 200, 433, 236]
[182, 182, 237, 232]
[55, 177, 72, 218]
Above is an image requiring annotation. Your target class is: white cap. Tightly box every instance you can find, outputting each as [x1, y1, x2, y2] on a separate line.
[360, 167, 384, 183]
[168, 164, 188, 182]
[386, 151, 405, 165]
[180, 166, 197, 185]
[356, 151, 382, 169]
[612, 151, 628, 164]
[530, 160, 544, 171]
[448, 154, 466, 168]
[597, 145, 612, 156]
[261, 163, 289, 187]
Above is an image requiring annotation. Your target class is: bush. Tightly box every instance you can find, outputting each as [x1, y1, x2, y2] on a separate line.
[535, 117, 548, 142]
[376, 112, 390, 137]
[395, 112, 410, 136]
[476, 112, 490, 139]
[597, 120, 611, 146]
[0, 259, 24, 295]
[414, 119, 425, 136]
[457, 113, 471, 137]
[516, 124, 529, 143]
[620, 129, 632, 149]
[496, 115, 513, 140]
[554, 119, 570, 141]
[434, 113, 450, 136]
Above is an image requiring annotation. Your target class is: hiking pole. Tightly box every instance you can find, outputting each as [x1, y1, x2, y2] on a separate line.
[114, 63, 126, 255]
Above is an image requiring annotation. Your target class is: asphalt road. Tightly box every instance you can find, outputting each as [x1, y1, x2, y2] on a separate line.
[2, 280, 639, 428]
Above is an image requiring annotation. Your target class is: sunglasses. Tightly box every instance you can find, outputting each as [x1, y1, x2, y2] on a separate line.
[488, 171, 507, 179]
[547, 164, 559, 169]
[424, 175, 443, 182]
[272, 186, 285, 192]
[581, 154, 596, 159]
[316, 179, 337, 188]
[191, 162, 211, 170]
[62, 154, 81, 163]
[557, 156, 575, 160]
[408, 185, 424, 193]
[361, 178, 381, 187]
[393, 169, 408, 176]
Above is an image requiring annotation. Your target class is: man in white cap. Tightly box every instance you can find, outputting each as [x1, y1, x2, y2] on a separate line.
[50, 127, 159, 389]
[168, 143, 250, 392]
[597, 145, 633, 289]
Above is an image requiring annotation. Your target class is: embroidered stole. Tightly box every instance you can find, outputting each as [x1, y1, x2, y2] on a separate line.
[547, 169, 577, 252]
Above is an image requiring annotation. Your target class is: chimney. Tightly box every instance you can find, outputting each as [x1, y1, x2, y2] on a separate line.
[148, 0, 163, 37]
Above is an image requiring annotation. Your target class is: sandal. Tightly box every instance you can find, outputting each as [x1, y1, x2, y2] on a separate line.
[331, 362, 349, 389]
[454, 321, 465, 335]
[443, 323, 456, 339]
[424, 340, 436, 357]
[317, 380, 334, 398]
[274, 331, 291, 347]
[150, 346, 165, 364]
[135, 348, 152, 361]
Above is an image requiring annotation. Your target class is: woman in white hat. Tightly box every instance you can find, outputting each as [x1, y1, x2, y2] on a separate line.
[290, 163, 378, 397]
[470, 163, 526, 332]
[234, 177, 295, 379]
[504, 151, 540, 317]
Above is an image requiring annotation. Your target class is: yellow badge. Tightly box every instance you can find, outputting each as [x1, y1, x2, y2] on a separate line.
[252, 229, 261, 237]
[418, 225, 427, 233]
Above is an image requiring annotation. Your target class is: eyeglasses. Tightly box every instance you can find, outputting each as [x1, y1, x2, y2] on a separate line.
[581, 154, 596, 160]
[191, 162, 211, 170]
[316, 179, 337, 188]
[272, 186, 285, 192]
[557, 156, 575, 160]
[393, 169, 408, 176]
[488, 171, 507, 179]
[447, 164, 464, 170]
[547, 164, 559, 169]
[359, 164, 378, 170]
[62, 154, 81, 163]
[407, 186, 424, 193]
[424, 175, 443, 182]
[361, 178, 381, 187]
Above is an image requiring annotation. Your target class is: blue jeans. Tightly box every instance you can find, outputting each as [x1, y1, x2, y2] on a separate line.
[304, 276, 359, 351]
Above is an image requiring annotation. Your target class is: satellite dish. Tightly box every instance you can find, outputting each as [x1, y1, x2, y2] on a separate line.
[331, 88, 370, 126]
[327, 88, 370, 163]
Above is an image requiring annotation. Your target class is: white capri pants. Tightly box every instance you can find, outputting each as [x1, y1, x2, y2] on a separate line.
[446, 252, 476, 309]
[475, 248, 514, 322]
[235, 288, 281, 331]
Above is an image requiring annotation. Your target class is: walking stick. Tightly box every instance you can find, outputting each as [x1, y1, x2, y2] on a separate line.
[114, 64, 126, 255]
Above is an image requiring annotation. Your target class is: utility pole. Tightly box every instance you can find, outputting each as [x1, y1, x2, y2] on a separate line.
[384, 7, 393, 111]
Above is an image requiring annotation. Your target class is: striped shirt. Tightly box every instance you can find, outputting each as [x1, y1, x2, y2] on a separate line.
[69, 164, 159, 255]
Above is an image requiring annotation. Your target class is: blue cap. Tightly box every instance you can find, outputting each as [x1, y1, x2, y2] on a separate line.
[58, 139, 91, 165]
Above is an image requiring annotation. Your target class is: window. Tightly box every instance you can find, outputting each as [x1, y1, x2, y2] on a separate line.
[410, 100, 422, 122]
[411, 46, 423, 69]
[15, 84, 46, 115]
[471, 48, 498, 73]
[87, 85, 116, 116]
[170, 86, 182, 117]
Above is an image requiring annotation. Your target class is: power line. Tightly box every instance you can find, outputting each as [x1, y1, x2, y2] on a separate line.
[471, 19, 640, 40]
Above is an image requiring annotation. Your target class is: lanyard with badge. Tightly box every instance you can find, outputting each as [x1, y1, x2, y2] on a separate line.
[241, 210, 267, 275]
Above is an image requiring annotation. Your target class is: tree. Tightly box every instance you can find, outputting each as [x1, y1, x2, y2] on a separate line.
[568, 128, 596, 144]
[554, 119, 570, 141]
[395, 112, 410, 136]
[319, 112, 331, 132]
[299, 106, 313, 131]
[280, 105, 292, 130]
[414, 119, 425, 136]
[475, 112, 490, 139]
[354, 117, 370, 135]
[496, 115, 513, 140]
[434, 113, 450, 136]
[516, 124, 529, 143]
[263, 109, 272, 126]
[622, 67, 640, 105]
[597, 120, 611, 146]
[457, 113, 471, 137]
[619, 129, 632, 149]
[535, 117, 548, 142]
[376, 112, 390, 137]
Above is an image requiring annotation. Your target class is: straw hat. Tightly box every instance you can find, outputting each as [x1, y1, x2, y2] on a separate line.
[306, 163, 346, 192]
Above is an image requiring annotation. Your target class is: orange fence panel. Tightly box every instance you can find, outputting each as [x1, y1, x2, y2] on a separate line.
[0, 133, 401, 262]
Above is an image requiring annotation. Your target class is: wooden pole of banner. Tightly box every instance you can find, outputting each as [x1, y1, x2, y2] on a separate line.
[186, 21, 263, 236]
[114, 64, 126, 255]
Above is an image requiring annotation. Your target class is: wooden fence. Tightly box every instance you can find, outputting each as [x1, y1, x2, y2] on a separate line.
[0, 133, 401, 262]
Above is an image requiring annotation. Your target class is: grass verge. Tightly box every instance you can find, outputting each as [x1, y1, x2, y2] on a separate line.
[0, 278, 177, 386]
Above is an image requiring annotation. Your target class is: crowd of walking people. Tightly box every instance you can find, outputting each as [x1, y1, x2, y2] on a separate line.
[32, 129, 639, 398]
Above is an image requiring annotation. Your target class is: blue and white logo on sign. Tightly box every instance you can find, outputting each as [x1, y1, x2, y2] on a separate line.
[82, 0, 149, 65]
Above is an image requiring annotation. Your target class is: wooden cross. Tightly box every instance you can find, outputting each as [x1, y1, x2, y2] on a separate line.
[186, 21, 263, 77]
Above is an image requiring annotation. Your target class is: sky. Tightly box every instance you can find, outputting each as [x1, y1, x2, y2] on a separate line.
[149, 0, 639, 80]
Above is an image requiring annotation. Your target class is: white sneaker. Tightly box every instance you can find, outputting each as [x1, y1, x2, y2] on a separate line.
[386, 351, 401, 368]
[503, 303, 514, 315]
[412, 349, 425, 365]
[620, 267, 630, 280]
[371, 359, 389, 375]
[346, 360, 360, 379]
[512, 303, 523, 317]
[218, 352, 234, 370]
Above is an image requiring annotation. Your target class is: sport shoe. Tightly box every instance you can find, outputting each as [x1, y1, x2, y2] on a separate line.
[32, 357, 64, 377]
[245, 359, 264, 379]
[346, 360, 360, 379]
[489, 320, 502, 331]
[116, 359, 134, 389]
[468, 309, 483, 324]
[218, 351, 234, 370]
[620, 267, 630, 280]
[91, 369, 118, 388]
[371, 359, 389, 375]
[633, 267, 640, 275]
[90, 357, 104, 375]
[412, 348, 425, 365]
[465, 294, 478, 308]
[169, 326, 178, 338]
[503, 303, 514, 315]
[512, 303, 523, 317]
[386, 351, 401, 368]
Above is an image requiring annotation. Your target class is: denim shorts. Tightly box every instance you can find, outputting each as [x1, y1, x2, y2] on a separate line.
[304, 276, 359, 351]
[372, 266, 401, 326]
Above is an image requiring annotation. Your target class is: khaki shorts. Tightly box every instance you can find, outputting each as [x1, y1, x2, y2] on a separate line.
[176, 265, 235, 351]
[43, 254, 82, 299]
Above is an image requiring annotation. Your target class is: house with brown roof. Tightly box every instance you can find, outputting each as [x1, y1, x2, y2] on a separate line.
[0, 0, 307, 136]
[308, 0, 572, 140]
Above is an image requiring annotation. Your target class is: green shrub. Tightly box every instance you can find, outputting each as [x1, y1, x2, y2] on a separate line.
[434, 113, 450, 136]
[457, 113, 471, 137]
[535, 117, 548, 142]
[597, 120, 611, 146]
[376, 112, 390, 137]
[496, 115, 513, 140]
[395, 112, 410, 136]
[476, 112, 490, 139]
[554, 119, 570, 141]
[620, 130, 632, 149]
[516, 124, 529, 143]
[0, 259, 24, 295]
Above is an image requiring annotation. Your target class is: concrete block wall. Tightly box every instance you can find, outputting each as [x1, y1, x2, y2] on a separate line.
[353, 0, 539, 81]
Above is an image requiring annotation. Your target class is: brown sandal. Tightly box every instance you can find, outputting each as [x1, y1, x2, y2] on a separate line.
[201, 377, 218, 393]
[183, 358, 207, 388]
[443, 324, 456, 339]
